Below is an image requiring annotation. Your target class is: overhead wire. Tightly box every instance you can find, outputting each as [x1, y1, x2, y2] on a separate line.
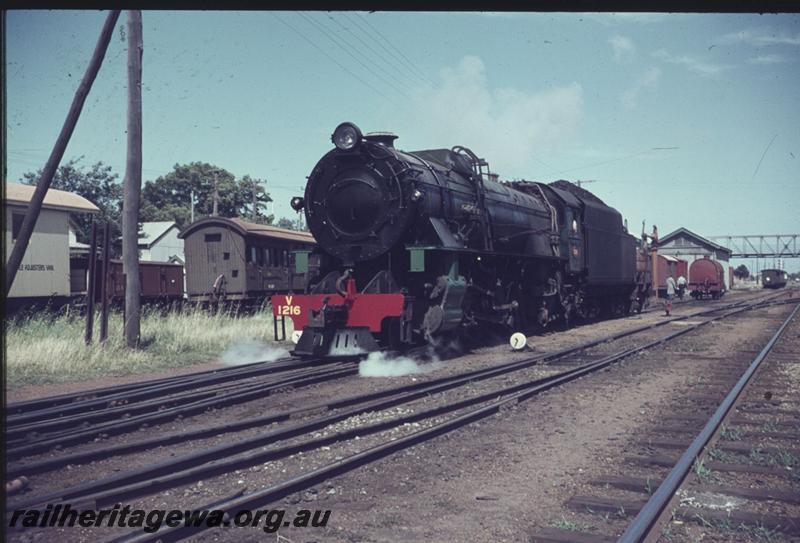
[324, 13, 417, 95]
[270, 12, 394, 104]
[540, 147, 678, 178]
[351, 12, 435, 86]
[295, 12, 411, 100]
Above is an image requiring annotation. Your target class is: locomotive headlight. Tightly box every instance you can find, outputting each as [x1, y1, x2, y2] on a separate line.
[411, 189, 424, 202]
[290, 196, 305, 211]
[332, 122, 362, 151]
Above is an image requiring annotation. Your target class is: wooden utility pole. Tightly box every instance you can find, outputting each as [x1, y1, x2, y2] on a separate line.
[99, 222, 111, 343]
[122, 10, 143, 348]
[212, 171, 219, 216]
[252, 179, 258, 220]
[5, 11, 121, 296]
[84, 220, 98, 345]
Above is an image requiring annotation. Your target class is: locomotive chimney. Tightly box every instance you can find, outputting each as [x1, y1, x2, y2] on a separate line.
[364, 132, 398, 148]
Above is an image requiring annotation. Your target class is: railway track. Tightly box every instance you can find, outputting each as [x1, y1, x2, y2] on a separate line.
[7, 292, 783, 478]
[530, 297, 800, 543]
[7, 291, 770, 463]
[5, 291, 792, 543]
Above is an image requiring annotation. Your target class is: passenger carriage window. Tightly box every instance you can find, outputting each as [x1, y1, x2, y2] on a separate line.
[224, 252, 231, 261]
[232, 270, 239, 278]
[204, 233, 221, 242]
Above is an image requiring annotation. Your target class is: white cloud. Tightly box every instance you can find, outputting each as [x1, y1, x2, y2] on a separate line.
[609, 35, 636, 63]
[747, 54, 790, 64]
[621, 67, 661, 109]
[720, 29, 800, 47]
[403, 56, 583, 175]
[652, 49, 728, 77]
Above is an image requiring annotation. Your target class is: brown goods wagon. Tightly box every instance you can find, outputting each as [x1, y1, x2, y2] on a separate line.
[94, 259, 184, 301]
[688, 257, 725, 299]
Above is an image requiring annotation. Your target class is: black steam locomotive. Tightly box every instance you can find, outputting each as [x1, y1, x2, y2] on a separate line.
[272, 122, 651, 357]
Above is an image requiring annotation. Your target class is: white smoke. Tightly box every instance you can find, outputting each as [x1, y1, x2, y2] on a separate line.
[220, 340, 289, 366]
[359, 351, 441, 378]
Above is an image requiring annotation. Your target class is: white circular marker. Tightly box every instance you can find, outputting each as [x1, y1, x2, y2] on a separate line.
[291, 330, 303, 344]
[510, 332, 528, 351]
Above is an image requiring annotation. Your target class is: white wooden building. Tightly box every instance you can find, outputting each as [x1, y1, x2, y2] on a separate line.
[138, 221, 184, 263]
[5, 182, 99, 301]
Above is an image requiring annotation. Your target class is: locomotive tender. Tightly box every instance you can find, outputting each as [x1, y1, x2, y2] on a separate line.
[273, 122, 651, 357]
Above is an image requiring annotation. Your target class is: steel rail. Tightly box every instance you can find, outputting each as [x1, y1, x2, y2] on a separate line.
[5, 364, 357, 461]
[6, 292, 785, 480]
[109, 296, 790, 543]
[617, 301, 800, 543]
[5, 355, 326, 420]
[6, 363, 340, 438]
[9, 294, 783, 518]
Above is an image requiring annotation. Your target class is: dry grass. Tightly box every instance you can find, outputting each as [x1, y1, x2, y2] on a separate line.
[5, 305, 292, 387]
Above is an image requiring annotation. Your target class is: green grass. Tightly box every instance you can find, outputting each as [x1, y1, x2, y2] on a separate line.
[550, 516, 591, 532]
[6, 305, 292, 387]
[692, 458, 720, 484]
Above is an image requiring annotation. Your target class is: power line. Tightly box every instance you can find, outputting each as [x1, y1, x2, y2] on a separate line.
[540, 147, 678, 177]
[296, 12, 410, 100]
[354, 12, 434, 85]
[348, 12, 434, 87]
[751, 133, 778, 182]
[325, 13, 417, 94]
[271, 12, 394, 103]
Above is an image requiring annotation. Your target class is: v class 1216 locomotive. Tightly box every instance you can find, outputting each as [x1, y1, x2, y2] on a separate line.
[273, 122, 652, 357]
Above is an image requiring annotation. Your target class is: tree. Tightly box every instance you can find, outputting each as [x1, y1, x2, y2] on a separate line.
[23, 157, 123, 246]
[733, 264, 750, 280]
[140, 162, 273, 228]
[275, 216, 306, 231]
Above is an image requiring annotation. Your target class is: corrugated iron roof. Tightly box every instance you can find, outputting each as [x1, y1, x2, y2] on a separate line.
[5, 182, 100, 213]
[139, 221, 178, 247]
[179, 216, 315, 244]
[659, 227, 731, 255]
[228, 218, 315, 243]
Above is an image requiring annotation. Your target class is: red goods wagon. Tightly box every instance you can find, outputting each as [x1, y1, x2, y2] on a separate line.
[677, 259, 688, 281]
[688, 257, 725, 299]
[656, 255, 679, 298]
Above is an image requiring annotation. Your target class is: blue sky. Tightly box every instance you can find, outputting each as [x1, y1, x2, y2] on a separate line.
[6, 11, 799, 272]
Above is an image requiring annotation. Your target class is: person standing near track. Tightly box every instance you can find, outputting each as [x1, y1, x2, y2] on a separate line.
[677, 274, 687, 300]
[665, 275, 676, 316]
